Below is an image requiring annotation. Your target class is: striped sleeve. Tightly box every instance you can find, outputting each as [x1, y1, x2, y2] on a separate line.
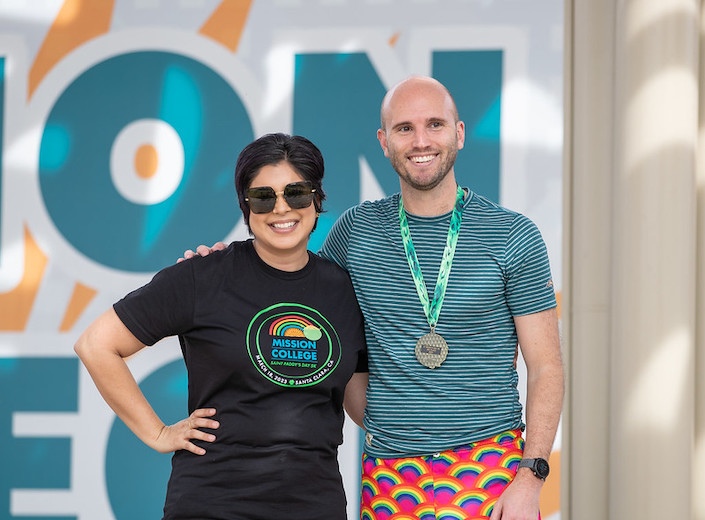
[319, 205, 358, 269]
[504, 214, 557, 316]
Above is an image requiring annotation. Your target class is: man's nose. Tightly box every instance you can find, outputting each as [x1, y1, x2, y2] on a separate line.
[412, 128, 431, 148]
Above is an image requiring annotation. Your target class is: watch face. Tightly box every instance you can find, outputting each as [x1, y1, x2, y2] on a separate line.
[536, 458, 550, 478]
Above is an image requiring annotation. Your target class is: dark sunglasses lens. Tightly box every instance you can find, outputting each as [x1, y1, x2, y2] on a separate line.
[284, 183, 314, 209]
[246, 187, 276, 213]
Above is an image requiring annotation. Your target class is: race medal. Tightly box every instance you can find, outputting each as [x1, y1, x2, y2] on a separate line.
[399, 187, 465, 369]
[415, 332, 448, 369]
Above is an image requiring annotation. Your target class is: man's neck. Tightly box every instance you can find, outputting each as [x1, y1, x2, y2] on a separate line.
[400, 176, 461, 216]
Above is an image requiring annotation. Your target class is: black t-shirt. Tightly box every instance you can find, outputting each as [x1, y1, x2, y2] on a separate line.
[113, 240, 367, 520]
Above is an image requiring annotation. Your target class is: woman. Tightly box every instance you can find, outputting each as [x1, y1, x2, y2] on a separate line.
[74, 133, 368, 520]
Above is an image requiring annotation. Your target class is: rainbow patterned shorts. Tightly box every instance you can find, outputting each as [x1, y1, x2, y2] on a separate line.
[360, 429, 526, 520]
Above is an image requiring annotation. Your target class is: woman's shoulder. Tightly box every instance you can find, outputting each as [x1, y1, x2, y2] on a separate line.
[196, 240, 249, 261]
[182, 240, 251, 275]
[310, 252, 352, 282]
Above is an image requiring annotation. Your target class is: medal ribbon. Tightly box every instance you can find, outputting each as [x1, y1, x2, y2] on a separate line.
[399, 186, 464, 331]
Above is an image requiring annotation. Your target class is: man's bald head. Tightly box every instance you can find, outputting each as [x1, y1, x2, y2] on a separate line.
[379, 76, 459, 132]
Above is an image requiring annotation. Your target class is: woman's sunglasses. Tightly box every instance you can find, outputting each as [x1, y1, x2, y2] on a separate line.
[245, 181, 316, 214]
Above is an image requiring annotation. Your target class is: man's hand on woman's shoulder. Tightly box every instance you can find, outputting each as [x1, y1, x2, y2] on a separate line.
[177, 242, 227, 263]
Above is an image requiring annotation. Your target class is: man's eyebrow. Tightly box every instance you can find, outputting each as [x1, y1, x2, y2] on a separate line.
[391, 117, 449, 130]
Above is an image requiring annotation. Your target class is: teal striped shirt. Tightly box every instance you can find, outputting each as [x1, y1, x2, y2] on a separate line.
[320, 189, 556, 458]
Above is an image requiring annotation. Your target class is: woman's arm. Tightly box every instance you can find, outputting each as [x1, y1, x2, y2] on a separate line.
[74, 308, 219, 455]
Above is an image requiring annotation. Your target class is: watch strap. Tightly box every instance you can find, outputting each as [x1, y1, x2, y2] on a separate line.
[518, 459, 533, 469]
[518, 458, 548, 480]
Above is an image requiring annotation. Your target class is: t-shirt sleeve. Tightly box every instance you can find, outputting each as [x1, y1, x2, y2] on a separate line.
[326, 255, 368, 373]
[504, 214, 557, 316]
[318, 206, 357, 269]
[355, 349, 369, 373]
[113, 260, 196, 346]
[344, 272, 368, 374]
[353, 304, 368, 373]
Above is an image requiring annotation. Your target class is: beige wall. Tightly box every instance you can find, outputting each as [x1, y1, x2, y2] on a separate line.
[563, 0, 705, 518]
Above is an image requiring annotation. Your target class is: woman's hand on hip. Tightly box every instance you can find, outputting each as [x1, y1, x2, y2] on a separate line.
[153, 408, 219, 455]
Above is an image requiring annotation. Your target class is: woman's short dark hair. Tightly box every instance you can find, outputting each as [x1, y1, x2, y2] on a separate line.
[234, 133, 326, 233]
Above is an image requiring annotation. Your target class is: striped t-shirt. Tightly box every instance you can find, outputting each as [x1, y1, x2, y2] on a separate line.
[319, 189, 556, 458]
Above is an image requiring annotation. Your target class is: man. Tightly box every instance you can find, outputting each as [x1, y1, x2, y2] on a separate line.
[188, 76, 563, 520]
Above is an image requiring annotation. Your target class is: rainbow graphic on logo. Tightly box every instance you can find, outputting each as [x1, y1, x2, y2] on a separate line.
[268, 315, 322, 341]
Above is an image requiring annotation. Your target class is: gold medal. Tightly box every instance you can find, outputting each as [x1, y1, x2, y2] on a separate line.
[414, 331, 448, 369]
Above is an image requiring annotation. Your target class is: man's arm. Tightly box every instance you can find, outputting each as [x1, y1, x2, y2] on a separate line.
[516, 306, 564, 464]
[490, 307, 564, 520]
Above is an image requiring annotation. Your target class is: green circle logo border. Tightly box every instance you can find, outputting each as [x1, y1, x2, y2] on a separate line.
[246, 303, 342, 387]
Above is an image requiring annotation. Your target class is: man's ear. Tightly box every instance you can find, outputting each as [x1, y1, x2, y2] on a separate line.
[456, 120, 466, 151]
[377, 128, 390, 157]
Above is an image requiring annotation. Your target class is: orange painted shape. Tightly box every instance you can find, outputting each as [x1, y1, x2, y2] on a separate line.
[199, 0, 254, 52]
[59, 282, 97, 332]
[29, 0, 115, 100]
[555, 290, 561, 319]
[135, 144, 159, 179]
[539, 450, 561, 515]
[0, 227, 48, 331]
[389, 33, 400, 47]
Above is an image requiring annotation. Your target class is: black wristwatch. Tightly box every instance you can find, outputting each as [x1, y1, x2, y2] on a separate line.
[518, 458, 550, 480]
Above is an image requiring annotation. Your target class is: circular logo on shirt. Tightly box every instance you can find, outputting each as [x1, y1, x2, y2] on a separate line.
[246, 303, 341, 387]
